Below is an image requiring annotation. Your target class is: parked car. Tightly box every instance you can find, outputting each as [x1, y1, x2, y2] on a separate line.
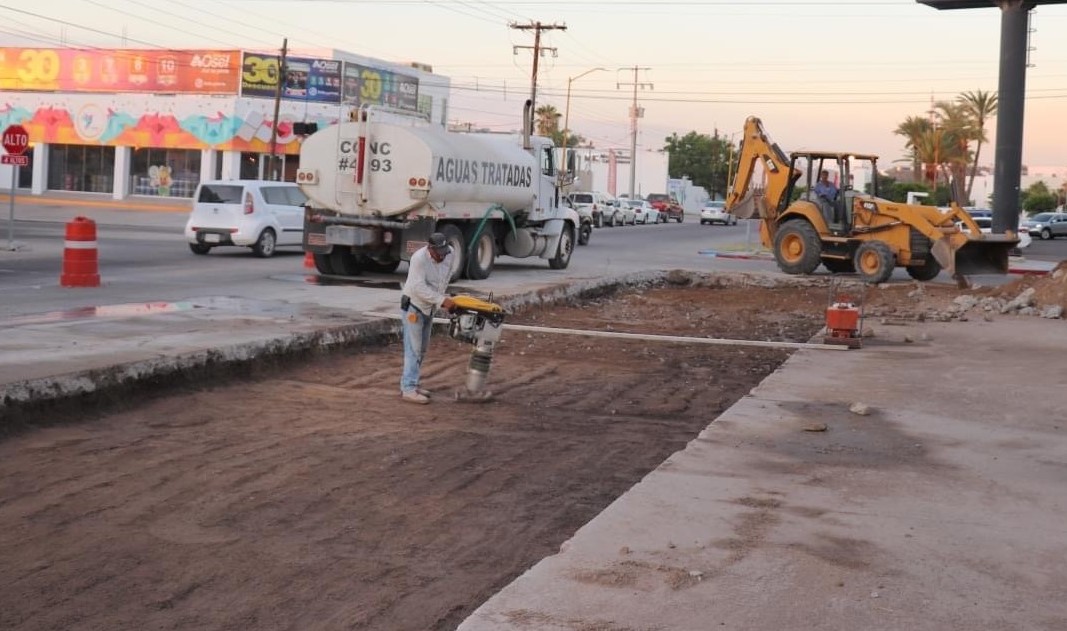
[568, 191, 610, 228]
[606, 196, 637, 226]
[646, 193, 684, 223]
[1022, 212, 1067, 240]
[622, 198, 659, 224]
[700, 200, 736, 226]
[562, 197, 594, 246]
[184, 180, 308, 257]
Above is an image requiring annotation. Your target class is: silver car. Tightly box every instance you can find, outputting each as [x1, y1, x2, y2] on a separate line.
[1022, 212, 1067, 240]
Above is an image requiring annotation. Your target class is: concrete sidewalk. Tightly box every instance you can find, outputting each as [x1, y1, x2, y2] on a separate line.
[459, 315, 1067, 630]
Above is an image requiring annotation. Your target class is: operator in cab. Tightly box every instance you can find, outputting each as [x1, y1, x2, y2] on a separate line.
[814, 170, 838, 202]
[399, 232, 456, 405]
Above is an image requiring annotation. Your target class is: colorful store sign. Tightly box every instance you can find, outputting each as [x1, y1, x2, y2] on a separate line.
[0, 48, 240, 94]
[241, 53, 342, 103]
[341, 63, 419, 112]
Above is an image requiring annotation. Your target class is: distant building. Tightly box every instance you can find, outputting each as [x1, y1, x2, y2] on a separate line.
[567, 146, 670, 198]
[0, 46, 450, 199]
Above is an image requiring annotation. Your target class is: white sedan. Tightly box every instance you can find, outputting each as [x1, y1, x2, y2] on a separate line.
[700, 200, 736, 225]
[622, 199, 659, 224]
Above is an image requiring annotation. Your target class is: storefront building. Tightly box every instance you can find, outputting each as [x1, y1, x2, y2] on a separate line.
[0, 47, 449, 199]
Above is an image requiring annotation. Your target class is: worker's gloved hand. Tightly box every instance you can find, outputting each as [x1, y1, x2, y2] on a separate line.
[441, 296, 457, 313]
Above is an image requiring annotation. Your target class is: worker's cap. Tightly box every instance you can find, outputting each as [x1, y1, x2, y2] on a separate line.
[428, 232, 451, 255]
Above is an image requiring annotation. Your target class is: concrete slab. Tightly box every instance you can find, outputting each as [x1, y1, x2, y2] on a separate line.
[459, 317, 1067, 631]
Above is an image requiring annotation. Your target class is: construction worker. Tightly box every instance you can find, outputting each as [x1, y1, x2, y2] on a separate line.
[399, 232, 456, 404]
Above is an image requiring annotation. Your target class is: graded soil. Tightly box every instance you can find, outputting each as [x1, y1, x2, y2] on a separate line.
[0, 276, 1048, 630]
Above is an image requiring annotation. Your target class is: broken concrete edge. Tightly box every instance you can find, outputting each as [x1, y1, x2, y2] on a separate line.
[0, 268, 812, 427]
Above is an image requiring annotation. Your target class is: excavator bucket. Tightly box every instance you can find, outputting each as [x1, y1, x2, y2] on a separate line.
[932, 234, 1018, 277]
[728, 191, 768, 220]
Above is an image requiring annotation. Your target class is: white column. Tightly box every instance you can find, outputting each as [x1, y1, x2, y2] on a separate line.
[219, 150, 242, 180]
[200, 148, 217, 183]
[112, 146, 131, 199]
[31, 144, 48, 195]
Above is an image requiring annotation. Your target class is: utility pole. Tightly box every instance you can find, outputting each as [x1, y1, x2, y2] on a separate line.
[510, 21, 566, 133]
[618, 66, 652, 199]
[268, 37, 288, 181]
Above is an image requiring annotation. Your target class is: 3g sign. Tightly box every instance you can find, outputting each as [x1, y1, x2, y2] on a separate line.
[242, 54, 279, 86]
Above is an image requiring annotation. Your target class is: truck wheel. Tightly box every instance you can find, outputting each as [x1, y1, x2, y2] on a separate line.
[578, 222, 592, 246]
[465, 230, 495, 280]
[251, 228, 276, 258]
[905, 257, 941, 281]
[854, 241, 896, 283]
[549, 226, 575, 270]
[773, 220, 822, 275]
[189, 243, 212, 255]
[313, 252, 334, 274]
[362, 257, 401, 273]
[594, 214, 603, 228]
[439, 224, 467, 281]
[329, 248, 363, 275]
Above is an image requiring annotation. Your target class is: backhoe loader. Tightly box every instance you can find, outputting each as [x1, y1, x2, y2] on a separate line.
[724, 116, 1018, 283]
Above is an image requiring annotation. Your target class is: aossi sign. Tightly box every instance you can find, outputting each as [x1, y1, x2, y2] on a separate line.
[1, 124, 29, 166]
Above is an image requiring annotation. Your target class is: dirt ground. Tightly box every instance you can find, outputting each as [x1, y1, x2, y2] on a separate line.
[0, 273, 1058, 631]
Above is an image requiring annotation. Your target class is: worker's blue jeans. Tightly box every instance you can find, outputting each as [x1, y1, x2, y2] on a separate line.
[400, 306, 433, 393]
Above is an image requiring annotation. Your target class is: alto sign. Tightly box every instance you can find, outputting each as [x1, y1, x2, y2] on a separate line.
[1, 124, 29, 166]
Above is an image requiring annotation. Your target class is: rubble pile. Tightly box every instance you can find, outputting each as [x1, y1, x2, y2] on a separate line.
[898, 262, 1067, 322]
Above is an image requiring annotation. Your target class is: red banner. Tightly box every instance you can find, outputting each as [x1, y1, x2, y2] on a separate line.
[0, 48, 240, 94]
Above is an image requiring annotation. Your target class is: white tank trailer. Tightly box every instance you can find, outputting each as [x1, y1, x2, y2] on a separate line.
[297, 102, 580, 280]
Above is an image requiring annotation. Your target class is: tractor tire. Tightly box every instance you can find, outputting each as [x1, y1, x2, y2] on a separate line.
[854, 240, 896, 284]
[906, 257, 942, 281]
[773, 220, 822, 275]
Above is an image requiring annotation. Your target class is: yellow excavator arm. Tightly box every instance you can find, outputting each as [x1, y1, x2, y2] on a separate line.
[724, 116, 796, 221]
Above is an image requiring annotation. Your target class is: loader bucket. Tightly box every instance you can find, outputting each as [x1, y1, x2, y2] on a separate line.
[932, 234, 1018, 277]
[728, 191, 768, 220]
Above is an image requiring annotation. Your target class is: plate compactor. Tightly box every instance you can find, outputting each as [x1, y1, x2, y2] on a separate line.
[447, 295, 508, 402]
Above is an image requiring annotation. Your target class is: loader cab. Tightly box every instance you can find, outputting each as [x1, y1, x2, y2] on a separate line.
[785, 151, 878, 236]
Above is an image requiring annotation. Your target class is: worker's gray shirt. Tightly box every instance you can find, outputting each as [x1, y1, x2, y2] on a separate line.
[402, 247, 453, 315]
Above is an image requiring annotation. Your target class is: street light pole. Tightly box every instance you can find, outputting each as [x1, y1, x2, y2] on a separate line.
[561, 67, 606, 184]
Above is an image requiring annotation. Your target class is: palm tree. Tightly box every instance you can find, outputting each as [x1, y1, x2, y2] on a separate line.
[534, 104, 561, 137]
[932, 100, 973, 203]
[894, 116, 932, 182]
[957, 90, 997, 204]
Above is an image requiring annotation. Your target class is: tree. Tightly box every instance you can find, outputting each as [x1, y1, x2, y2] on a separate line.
[957, 90, 997, 204]
[535, 104, 560, 137]
[1022, 181, 1057, 214]
[663, 131, 735, 199]
[893, 116, 932, 182]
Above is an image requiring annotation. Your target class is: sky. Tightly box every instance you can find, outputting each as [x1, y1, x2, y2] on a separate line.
[3, 0, 1067, 167]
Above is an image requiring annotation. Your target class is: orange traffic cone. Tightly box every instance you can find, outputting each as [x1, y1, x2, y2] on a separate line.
[303, 251, 315, 269]
[60, 216, 101, 287]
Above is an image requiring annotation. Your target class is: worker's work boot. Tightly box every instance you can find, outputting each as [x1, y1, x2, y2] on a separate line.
[401, 391, 430, 405]
[417, 388, 432, 397]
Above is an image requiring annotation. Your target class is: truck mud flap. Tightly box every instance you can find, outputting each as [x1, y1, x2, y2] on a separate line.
[935, 235, 1018, 276]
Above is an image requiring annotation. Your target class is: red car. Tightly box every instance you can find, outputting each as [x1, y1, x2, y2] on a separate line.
[645, 193, 684, 223]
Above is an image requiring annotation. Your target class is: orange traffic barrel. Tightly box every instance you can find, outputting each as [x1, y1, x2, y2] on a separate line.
[60, 216, 101, 287]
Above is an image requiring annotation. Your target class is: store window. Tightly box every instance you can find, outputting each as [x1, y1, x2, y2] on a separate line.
[130, 148, 201, 197]
[240, 152, 297, 182]
[47, 144, 116, 193]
